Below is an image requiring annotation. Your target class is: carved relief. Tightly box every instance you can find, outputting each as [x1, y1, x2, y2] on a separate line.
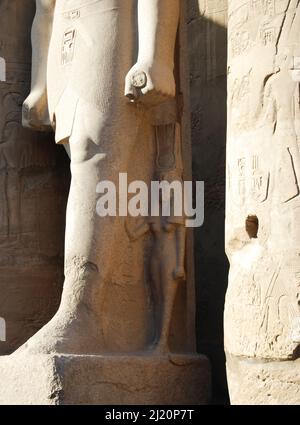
[230, 154, 270, 206]
[126, 102, 186, 354]
[230, 31, 250, 57]
[260, 26, 276, 45]
[226, 0, 300, 360]
[0, 1, 69, 355]
[61, 29, 76, 65]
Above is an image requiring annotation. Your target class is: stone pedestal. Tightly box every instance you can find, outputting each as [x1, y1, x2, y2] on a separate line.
[0, 352, 210, 405]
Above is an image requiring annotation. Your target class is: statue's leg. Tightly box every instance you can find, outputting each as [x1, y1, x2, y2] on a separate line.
[173, 226, 186, 280]
[154, 284, 178, 354]
[149, 250, 162, 348]
[18, 100, 141, 355]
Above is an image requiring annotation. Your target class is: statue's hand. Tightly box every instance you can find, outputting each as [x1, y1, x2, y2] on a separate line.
[124, 61, 176, 106]
[173, 266, 186, 281]
[22, 90, 52, 131]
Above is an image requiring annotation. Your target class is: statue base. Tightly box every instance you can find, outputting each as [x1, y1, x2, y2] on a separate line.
[226, 354, 300, 405]
[0, 352, 210, 405]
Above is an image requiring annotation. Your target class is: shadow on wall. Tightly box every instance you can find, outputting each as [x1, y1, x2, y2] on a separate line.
[187, 0, 229, 404]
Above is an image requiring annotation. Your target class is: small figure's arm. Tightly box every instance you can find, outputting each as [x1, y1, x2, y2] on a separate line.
[22, 0, 56, 130]
[125, 0, 180, 105]
[174, 225, 186, 280]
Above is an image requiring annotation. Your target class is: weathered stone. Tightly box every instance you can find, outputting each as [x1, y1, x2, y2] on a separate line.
[0, 0, 69, 355]
[0, 0, 210, 405]
[225, 0, 300, 404]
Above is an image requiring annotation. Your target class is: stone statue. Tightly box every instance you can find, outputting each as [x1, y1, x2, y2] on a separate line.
[20, 0, 184, 355]
[126, 103, 186, 354]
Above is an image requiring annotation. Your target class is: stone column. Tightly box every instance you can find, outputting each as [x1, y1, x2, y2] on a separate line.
[0, 0, 69, 355]
[225, 0, 300, 404]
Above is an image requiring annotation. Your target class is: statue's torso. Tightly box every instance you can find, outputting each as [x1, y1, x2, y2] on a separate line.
[47, 0, 135, 143]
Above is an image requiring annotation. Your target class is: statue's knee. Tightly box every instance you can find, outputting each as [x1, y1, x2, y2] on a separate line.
[69, 135, 106, 166]
[80, 261, 99, 279]
[65, 258, 100, 283]
[70, 141, 91, 164]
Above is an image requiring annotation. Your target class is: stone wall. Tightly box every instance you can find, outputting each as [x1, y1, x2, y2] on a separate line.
[225, 0, 300, 404]
[187, 0, 229, 402]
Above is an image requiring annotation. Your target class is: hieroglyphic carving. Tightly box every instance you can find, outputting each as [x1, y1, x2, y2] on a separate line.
[230, 31, 250, 57]
[228, 0, 290, 63]
[230, 71, 251, 107]
[61, 29, 76, 65]
[250, 155, 270, 202]
[230, 154, 270, 206]
[237, 157, 246, 204]
[260, 26, 276, 45]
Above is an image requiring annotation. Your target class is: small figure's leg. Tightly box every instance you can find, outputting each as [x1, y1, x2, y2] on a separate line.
[153, 276, 178, 355]
[149, 237, 163, 348]
[152, 230, 181, 355]
[173, 225, 186, 281]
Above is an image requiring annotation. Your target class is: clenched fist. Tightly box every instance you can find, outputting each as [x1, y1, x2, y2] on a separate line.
[125, 60, 176, 106]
